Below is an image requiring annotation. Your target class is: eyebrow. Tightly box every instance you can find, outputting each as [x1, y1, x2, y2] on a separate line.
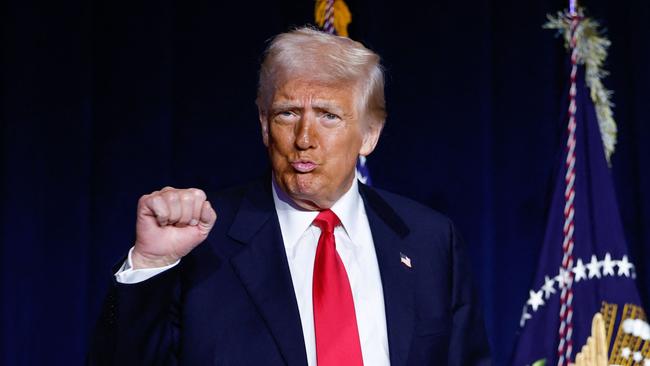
[310, 101, 344, 115]
[270, 101, 300, 112]
[270, 99, 344, 114]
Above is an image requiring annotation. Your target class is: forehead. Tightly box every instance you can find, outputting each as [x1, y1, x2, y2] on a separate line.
[271, 78, 359, 106]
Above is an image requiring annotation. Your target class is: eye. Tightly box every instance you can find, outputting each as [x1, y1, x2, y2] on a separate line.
[319, 112, 341, 127]
[273, 110, 298, 124]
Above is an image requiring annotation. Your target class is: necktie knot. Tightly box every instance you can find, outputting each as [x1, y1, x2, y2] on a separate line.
[313, 209, 341, 234]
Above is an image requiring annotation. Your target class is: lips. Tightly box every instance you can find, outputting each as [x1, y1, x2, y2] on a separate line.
[291, 160, 317, 173]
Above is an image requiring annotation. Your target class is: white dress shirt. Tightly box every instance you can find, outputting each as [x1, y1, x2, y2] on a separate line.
[272, 179, 389, 366]
[115, 179, 390, 366]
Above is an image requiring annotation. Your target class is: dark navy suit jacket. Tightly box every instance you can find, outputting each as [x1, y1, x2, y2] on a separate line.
[89, 179, 491, 365]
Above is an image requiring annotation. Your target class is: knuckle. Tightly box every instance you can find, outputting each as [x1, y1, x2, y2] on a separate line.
[138, 194, 149, 204]
[151, 195, 164, 206]
[140, 194, 158, 208]
[164, 191, 179, 202]
[190, 188, 206, 200]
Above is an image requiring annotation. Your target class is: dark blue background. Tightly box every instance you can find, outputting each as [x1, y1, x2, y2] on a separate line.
[1, 0, 648, 365]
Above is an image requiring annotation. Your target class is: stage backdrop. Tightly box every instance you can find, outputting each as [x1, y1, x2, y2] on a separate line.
[1, 0, 648, 365]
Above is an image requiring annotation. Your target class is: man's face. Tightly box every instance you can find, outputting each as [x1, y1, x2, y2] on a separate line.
[260, 78, 380, 210]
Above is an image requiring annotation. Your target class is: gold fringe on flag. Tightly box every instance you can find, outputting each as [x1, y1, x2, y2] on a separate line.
[544, 8, 617, 164]
[314, 0, 352, 37]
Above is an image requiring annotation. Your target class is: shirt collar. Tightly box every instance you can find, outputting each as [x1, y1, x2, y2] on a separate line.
[272, 177, 365, 249]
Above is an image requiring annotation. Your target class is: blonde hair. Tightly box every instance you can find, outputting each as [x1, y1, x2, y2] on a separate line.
[256, 27, 386, 129]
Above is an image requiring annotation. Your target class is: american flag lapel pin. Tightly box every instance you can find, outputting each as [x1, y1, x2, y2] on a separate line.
[400, 252, 412, 269]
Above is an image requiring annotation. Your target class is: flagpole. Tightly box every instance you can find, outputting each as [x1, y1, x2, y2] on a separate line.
[569, 0, 577, 16]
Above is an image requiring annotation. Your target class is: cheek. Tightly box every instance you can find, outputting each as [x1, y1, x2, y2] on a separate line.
[268, 146, 289, 173]
[328, 130, 363, 159]
[268, 125, 295, 152]
[267, 139, 295, 177]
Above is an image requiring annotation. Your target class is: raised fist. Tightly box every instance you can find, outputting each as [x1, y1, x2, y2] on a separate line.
[132, 187, 217, 269]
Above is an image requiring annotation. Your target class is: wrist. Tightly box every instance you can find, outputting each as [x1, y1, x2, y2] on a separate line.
[131, 248, 179, 270]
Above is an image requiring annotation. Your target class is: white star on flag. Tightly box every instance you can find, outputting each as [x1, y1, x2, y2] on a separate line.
[519, 305, 532, 327]
[542, 276, 556, 299]
[555, 268, 571, 289]
[573, 258, 587, 282]
[602, 253, 615, 276]
[587, 255, 602, 279]
[527, 290, 545, 312]
[617, 255, 633, 277]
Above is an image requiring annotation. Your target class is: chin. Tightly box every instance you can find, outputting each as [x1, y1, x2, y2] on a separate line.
[281, 174, 324, 203]
[288, 174, 321, 195]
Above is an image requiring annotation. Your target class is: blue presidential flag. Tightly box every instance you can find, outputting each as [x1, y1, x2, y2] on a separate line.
[511, 10, 647, 366]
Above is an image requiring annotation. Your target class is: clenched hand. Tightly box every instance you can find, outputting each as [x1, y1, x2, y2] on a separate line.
[132, 187, 217, 269]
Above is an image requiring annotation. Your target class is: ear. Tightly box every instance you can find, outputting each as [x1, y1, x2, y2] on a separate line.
[258, 108, 270, 147]
[359, 121, 382, 156]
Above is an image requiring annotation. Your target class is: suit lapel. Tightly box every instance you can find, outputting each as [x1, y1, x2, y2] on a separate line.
[228, 181, 308, 366]
[360, 184, 416, 366]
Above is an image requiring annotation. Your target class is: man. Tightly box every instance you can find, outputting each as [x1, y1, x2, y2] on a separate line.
[89, 27, 491, 366]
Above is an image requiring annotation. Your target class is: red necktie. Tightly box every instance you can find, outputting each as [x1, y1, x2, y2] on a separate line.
[312, 209, 363, 366]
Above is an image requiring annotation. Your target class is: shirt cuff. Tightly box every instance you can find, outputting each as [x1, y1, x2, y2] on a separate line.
[114, 247, 181, 284]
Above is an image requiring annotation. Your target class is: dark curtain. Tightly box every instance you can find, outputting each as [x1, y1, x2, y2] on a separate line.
[2, 0, 648, 365]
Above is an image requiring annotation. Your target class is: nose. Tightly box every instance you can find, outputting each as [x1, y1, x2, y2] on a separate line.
[295, 112, 318, 150]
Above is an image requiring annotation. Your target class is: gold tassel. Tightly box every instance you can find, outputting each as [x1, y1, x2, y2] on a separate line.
[314, 0, 352, 37]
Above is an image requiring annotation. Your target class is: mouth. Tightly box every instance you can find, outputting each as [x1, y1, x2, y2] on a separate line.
[290, 160, 317, 173]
